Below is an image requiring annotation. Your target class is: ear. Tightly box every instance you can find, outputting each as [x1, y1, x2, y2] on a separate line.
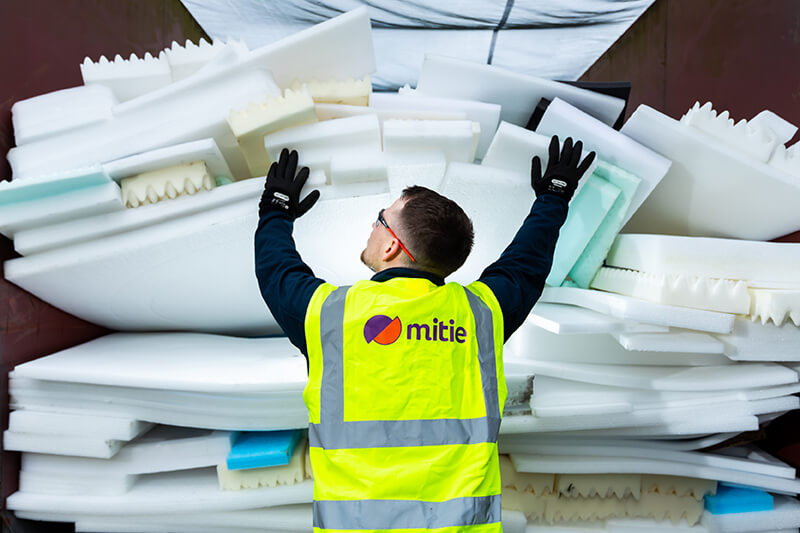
[381, 239, 403, 262]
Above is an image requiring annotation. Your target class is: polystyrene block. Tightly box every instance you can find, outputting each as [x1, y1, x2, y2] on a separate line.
[227, 430, 301, 470]
[511, 454, 800, 496]
[103, 138, 233, 182]
[382, 119, 480, 162]
[385, 151, 448, 198]
[613, 330, 725, 354]
[8, 69, 278, 181]
[527, 303, 669, 336]
[607, 234, 800, 285]
[12, 85, 117, 145]
[539, 287, 735, 334]
[291, 76, 371, 106]
[507, 319, 731, 367]
[416, 54, 625, 127]
[0, 170, 122, 239]
[9, 410, 152, 440]
[372, 90, 501, 158]
[13, 177, 262, 256]
[715, 317, 800, 362]
[164, 38, 249, 81]
[749, 288, 800, 327]
[316, 102, 466, 123]
[81, 51, 172, 102]
[5, 468, 313, 515]
[591, 267, 751, 315]
[3, 431, 124, 459]
[537, 98, 672, 229]
[621, 105, 800, 240]
[121, 161, 215, 208]
[705, 483, 774, 515]
[680, 102, 779, 163]
[701, 495, 800, 533]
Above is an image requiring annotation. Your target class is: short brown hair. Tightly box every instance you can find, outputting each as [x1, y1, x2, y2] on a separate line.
[398, 186, 474, 277]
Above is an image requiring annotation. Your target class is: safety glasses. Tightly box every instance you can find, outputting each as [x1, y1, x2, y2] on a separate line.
[377, 209, 416, 262]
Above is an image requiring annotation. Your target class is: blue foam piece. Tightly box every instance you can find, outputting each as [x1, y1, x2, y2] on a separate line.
[226, 429, 302, 471]
[0, 165, 110, 207]
[704, 482, 774, 515]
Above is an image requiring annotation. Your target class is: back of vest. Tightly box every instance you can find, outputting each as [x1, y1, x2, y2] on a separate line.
[304, 277, 506, 532]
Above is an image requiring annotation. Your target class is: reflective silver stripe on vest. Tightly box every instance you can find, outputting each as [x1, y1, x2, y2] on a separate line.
[312, 285, 500, 449]
[313, 495, 501, 530]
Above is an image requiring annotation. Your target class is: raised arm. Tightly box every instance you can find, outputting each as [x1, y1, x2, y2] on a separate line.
[478, 136, 595, 341]
[254, 149, 323, 355]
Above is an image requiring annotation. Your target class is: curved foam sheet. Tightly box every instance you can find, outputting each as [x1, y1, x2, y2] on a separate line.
[536, 98, 671, 227]
[606, 234, 800, 285]
[5, 193, 387, 335]
[528, 303, 669, 336]
[539, 287, 735, 334]
[5, 468, 312, 514]
[12, 333, 306, 392]
[103, 138, 233, 181]
[416, 54, 625, 127]
[510, 454, 800, 496]
[621, 105, 800, 240]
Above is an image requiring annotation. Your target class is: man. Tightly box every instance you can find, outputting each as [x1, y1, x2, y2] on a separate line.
[254, 136, 594, 532]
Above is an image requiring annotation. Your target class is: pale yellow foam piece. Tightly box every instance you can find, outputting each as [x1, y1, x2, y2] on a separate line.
[545, 494, 625, 523]
[499, 454, 554, 494]
[120, 160, 214, 208]
[304, 442, 313, 480]
[625, 491, 704, 526]
[557, 473, 641, 500]
[641, 474, 716, 501]
[227, 88, 318, 177]
[217, 437, 307, 491]
[292, 75, 371, 106]
[501, 486, 547, 519]
[750, 287, 800, 326]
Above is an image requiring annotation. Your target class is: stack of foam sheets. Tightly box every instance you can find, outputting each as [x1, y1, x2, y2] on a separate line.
[4, 6, 800, 533]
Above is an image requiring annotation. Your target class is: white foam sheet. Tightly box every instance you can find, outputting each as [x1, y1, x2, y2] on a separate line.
[13, 333, 306, 393]
[716, 318, 800, 361]
[510, 454, 800, 495]
[316, 102, 467, 124]
[613, 331, 725, 354]
[103, 138, 233, 181]
[164, 38, 250, 82]
[506, 321, 732, 367]
[621, 105, 800, 240]
[503, 510, 528, 533]
[81, 52, 173, 103]
[528, 303, 669, 335]
[5, 468, 313, 514]
[502, 433, 739, 453]
[22, 426, 230, 476]
[12, 85, 117, 145]
[536, 98, 671, 227]
[3, 431, 124, 459]
[606, 234, 800, 285]
[4, 193, 388, 335]
[9, 410, 152, 440]
[702, 496, 800, 533]
[504, 358, 797, 391]
[539, 287, 736, 334]
[8, 68, 276, 181]
[383, 119, 479, 162]
[416, 55, 625, 127]
[13, 178, 263, 256]
[371, 91, 501, 158]
[0, 181, 123, 239]
[385, 151, 448, 198]
[441, 163, 534, 284]
[19, 470, 135, 496]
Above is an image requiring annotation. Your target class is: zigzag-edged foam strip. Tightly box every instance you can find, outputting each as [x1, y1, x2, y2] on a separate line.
[120, 161, 214, 208]
[749, 287, 800, 326]
[769, 141, 800, 179]
[80, 51, 170, 79]
[641, 474, 716, 501]
[680, 101, 779, 162]
[500, 455, 554, 495]
[557, 473, 640, 500]
[544, 493, 625, 523]
[163, 37, 248, 81]
[291, 75, 372, 106]
[626, 491, 704, 525]
[590, 266, 750, 314]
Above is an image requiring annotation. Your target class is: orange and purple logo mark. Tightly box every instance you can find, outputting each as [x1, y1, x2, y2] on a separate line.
[364, 315, 402, 345]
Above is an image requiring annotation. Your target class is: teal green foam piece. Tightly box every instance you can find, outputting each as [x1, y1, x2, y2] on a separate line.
[705, 482, 773, 514]
[569, 160, 641, 288]
[545, 172, 621, 286]
[226, 429, 302, 471]
[215, 176, 234, 187]
[0, 165, 110, 207]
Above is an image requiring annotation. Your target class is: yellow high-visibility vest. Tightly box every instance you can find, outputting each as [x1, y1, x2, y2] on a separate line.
[304, 276, 507, 532]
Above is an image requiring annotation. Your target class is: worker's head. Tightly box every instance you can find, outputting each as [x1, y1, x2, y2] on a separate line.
[360, 186, 474, 278]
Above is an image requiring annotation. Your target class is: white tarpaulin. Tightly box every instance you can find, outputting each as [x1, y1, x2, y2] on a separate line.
[180, 0, 655, 90]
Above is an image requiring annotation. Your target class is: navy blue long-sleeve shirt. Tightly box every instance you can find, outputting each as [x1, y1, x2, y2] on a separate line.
[254, 193, 568, 356]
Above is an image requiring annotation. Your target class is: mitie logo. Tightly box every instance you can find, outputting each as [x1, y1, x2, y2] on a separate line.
[364, 314, 467, 344]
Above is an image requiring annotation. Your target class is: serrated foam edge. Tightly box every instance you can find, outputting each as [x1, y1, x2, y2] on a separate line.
[227, 88, 316, 137]
[557, 473, 640, 500]
[768, 142, 800, 178]
[80, 51, 170, 78]
[680, 101, 778, 161]
[641, 474, 716, 501]
[120, 161, 214, 208]
[291, 75, 372, 106]
[163, 37, 247, 64]
[749, 288, 800, 326]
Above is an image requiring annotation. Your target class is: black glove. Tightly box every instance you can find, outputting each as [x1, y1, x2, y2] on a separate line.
[259, 148, 320, 219]
[531, 135, 596, 202]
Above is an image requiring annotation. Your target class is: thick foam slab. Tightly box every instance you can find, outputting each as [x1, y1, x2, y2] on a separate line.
[750, 288, 800, 327]
[103, 138, 233, 182]
[385, 151, 448, 197]
[539, 287, 735, 334]
[536, 98, 671, 227]
[373, 90, 501, 158]
[606, 234, 800, 285]
[9, 411, 152, 441]
[81, 52, 172, 102]
[3, 431, 124, 459]
[12, 85, 117, 145]
[164, 38, 249, 81]
[317, 103, 466, 123]
[383, 119, 480, 162]
[291, 76, 371, 106]
[621, 105, 800, 240]
[715, 317, 800, 362]
[528, 303, 669, 336]
[613, 331, 725, 354]
[416, 55, 625, 127]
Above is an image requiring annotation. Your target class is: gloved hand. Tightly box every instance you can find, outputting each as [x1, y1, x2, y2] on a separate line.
[259, 148, 320, 219]
[531, 135, 596, 202]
